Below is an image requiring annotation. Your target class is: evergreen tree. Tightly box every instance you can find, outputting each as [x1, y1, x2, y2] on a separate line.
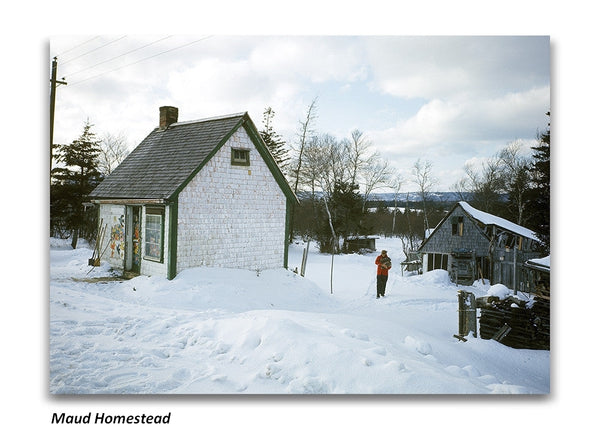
[260, 107, 290, 171]
[51, 120, 103, 248]
[525, 112, 551, 253]
[330, 180, 364, 239]
[314, 180, 366, 253]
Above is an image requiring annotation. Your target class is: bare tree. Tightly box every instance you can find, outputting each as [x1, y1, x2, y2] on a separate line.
[463, 157, 504, 213]
[362, 157, 394, 213]
[498, 140, 531, 225]
[344, 129, 393, 212]
[290, 98, 318, 195]
[98, 132, 130, 177]
[303, 134, 345, 199]
[347, 129, 374, 186]
[288, 98, 318, 243]
[390, 174, 404, 236]
[412, 158, 437, 234]
[452, 176, 471, 202]
[301, 134, 346, 294]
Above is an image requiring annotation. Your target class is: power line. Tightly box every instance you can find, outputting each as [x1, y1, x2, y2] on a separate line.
[68, 36, 213, 87]
[54, 36, 100, 58]
[64, 36, 173, 79]
[60, 36, 127, 66]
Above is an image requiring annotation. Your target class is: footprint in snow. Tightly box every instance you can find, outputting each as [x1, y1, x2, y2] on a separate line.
[341, 328, 370, 341]
[403, 335, 432, 355]
[384, 360, 407, 373]
[368, 346, 387, 356]
[210, 374, 228, 382]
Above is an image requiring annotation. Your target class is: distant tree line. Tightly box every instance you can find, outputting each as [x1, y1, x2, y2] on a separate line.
[50, 106, 550, 258]
[283, 104, 551, 256]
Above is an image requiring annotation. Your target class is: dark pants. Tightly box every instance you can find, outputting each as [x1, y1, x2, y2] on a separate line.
[377, 275, 388, 297]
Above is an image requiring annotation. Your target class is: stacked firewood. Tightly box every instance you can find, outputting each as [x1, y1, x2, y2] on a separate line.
[478, 296, 550, 350]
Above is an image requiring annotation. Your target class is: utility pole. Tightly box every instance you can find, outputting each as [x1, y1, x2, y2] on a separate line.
[50, 56, 67, 175]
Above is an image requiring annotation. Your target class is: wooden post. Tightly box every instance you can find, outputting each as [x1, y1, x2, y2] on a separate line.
[513, 247, 518, 295]
[50, 57, 67, 174]
[456, 290, 477, 340]
[300, 241, 309, 277]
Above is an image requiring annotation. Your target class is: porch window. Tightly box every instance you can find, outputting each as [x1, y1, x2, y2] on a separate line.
[144, 207, 164, 262]
[231, 148, 250, 166]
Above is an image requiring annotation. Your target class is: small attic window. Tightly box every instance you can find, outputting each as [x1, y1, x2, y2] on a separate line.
[451, 216, 464, 236]
[231, 148, 250, 166]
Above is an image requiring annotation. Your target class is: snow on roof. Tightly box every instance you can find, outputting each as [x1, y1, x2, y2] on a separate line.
[526, 255, 550, 270]
[458, 201, 540, 242]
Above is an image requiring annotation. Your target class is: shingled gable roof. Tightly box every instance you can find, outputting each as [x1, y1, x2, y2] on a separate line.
[89, 112, 296, 203]
[456, 201, 539, 242]
[419, 201, 540, 251]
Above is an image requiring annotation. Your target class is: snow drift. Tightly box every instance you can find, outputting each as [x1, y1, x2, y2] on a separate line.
[49, 237, 549, 394]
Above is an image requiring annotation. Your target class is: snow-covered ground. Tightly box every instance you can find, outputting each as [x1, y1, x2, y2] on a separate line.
[49, 237, 549, 395]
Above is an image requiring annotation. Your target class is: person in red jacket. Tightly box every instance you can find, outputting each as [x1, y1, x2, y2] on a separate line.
[375, 250, 392, 298]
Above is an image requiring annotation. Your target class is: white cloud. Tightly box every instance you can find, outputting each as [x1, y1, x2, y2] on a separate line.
[371, 85, 549, 156]
[365, 36, 549, 102]
[50, 35, 550, 192]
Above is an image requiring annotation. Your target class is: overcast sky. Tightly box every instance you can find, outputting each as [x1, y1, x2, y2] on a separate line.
[50, 35, 550, 192]
[5, 1, 600, 427]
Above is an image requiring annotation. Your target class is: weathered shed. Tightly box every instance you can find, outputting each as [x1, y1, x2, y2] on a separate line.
[523, 255, 550, 298]
[88, 107, 297, 279]
[418, 201, 542, 289]
[342, 236, 378, 253]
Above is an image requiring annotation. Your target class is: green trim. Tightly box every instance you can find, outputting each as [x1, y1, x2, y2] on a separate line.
[241, 116, 299, 204]
[164, 113, 298, 273]
[143, 206, 165, 263]
[168, 113, 298, 205]
[283, 199, 291, 268]
[167, 198, 178, 280]
[169, 116, 246, 200]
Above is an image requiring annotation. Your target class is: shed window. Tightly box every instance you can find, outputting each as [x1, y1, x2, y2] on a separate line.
[452, 216, 464, 236]
[231, 148, 250, 166]
[427, 253, 448, 271]
[144, 207, 164, 262]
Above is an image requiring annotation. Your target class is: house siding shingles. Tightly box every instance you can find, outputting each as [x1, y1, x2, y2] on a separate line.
[420, 206, 490, 256]
[176, 128, 286, 271]
[89, 112, 295, 278]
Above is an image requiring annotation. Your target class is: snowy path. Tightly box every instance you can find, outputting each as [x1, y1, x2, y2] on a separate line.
[49, 238, 550, 394]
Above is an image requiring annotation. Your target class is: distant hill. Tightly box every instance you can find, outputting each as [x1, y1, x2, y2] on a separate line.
[364, 192, 471, 209]
[296, 191, 507, 209]
[366, 192, 470, 203]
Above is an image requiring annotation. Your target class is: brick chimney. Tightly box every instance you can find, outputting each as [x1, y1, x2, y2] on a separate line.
[159, 106, 179, 129]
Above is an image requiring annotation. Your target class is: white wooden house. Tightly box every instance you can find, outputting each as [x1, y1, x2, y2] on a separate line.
[88, 107, 297, 279]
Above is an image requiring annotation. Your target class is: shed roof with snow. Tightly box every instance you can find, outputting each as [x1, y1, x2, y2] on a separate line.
[455, 202, 539, 242]
[418, 201, 541, 258]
